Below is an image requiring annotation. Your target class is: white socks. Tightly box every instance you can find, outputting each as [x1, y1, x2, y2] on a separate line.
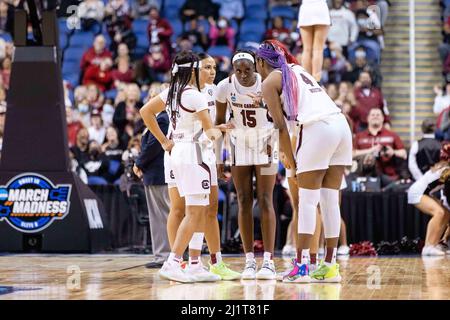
[188, 232, 204, 251]
[246, 252, 255, 261]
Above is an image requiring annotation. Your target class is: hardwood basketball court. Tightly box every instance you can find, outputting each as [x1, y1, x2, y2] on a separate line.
[0, 255, 449, 300]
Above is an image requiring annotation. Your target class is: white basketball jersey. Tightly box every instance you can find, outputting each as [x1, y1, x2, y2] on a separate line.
[159, 87, 208, 143]
[217, 74, 273, 130]
[286, 64, 341, 125]
[202, 84, 217, 123]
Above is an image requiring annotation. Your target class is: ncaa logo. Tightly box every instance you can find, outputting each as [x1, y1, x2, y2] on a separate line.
[0, 173, 71, 233]
[208, 89, 213, 96]
[202, 180, 210, 189]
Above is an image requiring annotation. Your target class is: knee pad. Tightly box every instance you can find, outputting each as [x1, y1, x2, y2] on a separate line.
[185, 193, 209, 206]
[319, 188, 341, 238]
[298, 188, 321, 235]
[189, 232, 204, 251]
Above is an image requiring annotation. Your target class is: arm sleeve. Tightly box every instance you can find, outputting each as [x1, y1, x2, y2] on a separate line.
[407, 168, 444, 204]
[408, 141, 423, 181]
[215, 79, 228, 103]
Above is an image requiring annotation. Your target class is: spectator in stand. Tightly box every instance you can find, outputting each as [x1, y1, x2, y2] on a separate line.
[350, 71, 388, 131]
[104, 0, 136, 53]
[111, 57, 134, 86]
[209, 17, 235, 50]
[66, 107, 84, 148]
[328, 0, 359, 58]
[438, 16, 450, 65]
[132, 0, 161, 18]
[353, 9, 382, 63]
[144, 44, 171, 83]
[102, 126, 125, 161]
[147, 6, 173, 55]
[80, 35, 113, 80]
[78, 0, 105, 33]
[433, 82, 450, 115]
[328, 42, 349, 83]
[335, 81, 357, 107]
[213, 0, 244, 22]
[1, 56, 11, 90]
[181, 18, 209, 51]
[70, 127, 90, 165]
[83, 140, 111, 183]
[354, 108, 407, 182]
[409, 118, 442, 181]
[180, 0, 220, 24]
[83, 57, 114, 92]
[0, 1, 14, 35]
[115, 43, 130, 64]
[87, 110, 106, 145]
[113, 83, 143, 144]
[342, 47, 382, 87]
[265, 16, 290, 42]
[102, 99, 115, 127]
[176, 35, 194, 53]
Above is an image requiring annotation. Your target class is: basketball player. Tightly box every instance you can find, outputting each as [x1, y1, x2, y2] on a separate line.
[164, 52, 240, 280]
[256, 40, 352, 283]
[215, 50, 278, 280]
[140, 51, 223, 283]
[297, 0, 331, 81]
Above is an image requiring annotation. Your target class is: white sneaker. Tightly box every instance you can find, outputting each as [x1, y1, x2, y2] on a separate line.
[282, 244, 296, 256]
[337, 245, 350, 256]
[241, 259, 257, 280]
[184, 263, 221, 282]
[422, 245, 445, 256]
[158, 261, 194, 283]
[256, 259, 276, 280]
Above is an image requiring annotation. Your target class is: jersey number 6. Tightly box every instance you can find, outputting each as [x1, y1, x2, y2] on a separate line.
[240, 110, 257, 128]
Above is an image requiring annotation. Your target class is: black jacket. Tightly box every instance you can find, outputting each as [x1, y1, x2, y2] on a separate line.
[135, 111, 169, 186]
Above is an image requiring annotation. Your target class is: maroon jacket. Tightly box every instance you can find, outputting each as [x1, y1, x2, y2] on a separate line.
[147, 18, 173, 51]
[80, 47, 113, 73]
[82, 65, 113, 92]
[350, 86, 390, 129]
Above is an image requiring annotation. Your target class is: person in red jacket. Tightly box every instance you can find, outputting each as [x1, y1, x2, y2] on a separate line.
[350, 71, 389, 132]
[80, 35, 113, 77]
[83, 58, 114, 92]
[147, 6, 173, 55]
[111, 57, 134, 87]
[66, 107, 85, 148]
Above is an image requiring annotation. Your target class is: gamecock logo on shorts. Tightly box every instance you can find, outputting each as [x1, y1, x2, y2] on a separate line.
[202, 180, 210, 189]
[170, 170, 175, 179]
[0, 173, 71, 233]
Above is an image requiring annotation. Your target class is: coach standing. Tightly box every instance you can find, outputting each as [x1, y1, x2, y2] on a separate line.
[133, 111, 170, 268]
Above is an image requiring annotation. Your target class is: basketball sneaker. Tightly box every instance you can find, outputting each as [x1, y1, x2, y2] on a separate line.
[276, 258, 296, 281]
[241, 259, 257, 280]
[282, 259, 311, 283]
[281, 244, 296, 256]
[422, 245, 445, 256]
[158, 261, 194, 283]
[256, 259, 276, 280]
[310, 261, 342, 283]
[209, 261, 241, 280]
[184, 262, 221, 282]
[337, 245, 350, 256]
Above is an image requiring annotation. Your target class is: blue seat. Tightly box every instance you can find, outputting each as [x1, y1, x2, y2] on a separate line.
[108, 160, 122, 176]
[69, 31, 95, 48]
[136, 32, 149, 48]
[239, 19, 266, 43]
[62, 74, 79, 87]
[245, 0, 267, 7]
[0, 32, 12, 42]
[62, 60, 79, 74]
[171, 20, 183, 37]
[246, 6, 268, 20]
[270, 5, 297, 20]
[59, 33, 68, 49]
[88, 176, 108, 185]
[133, 19, 149, 33]
[164, 0, 183, 8]
[105, 89, 118, 100]
[208, 45, 233, 58]
[162, 5, 180, 19]
[58, 18, 72, 35]
[236, 41, 259, 52]
[64, 47, 85, 62]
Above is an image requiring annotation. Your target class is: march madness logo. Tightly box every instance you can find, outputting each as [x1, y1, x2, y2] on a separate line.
[0, 173, 72, 233]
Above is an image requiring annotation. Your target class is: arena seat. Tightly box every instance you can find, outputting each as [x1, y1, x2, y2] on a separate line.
[270, 5, 297, 20]
[69, 31, 95, 49]
[208, 45, 233, 58]
[88, 176, 109, 185]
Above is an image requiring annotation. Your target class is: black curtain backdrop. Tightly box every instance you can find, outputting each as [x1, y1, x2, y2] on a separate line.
[89, 186, 430, 251]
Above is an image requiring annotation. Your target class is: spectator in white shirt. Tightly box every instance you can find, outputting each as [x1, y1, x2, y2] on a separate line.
[88, 110, 106, 145]
[213, 0, 244, 22]
[328, 0, 358, 57]
[78, 0, 105, 32]
[433, 83, 450, 115]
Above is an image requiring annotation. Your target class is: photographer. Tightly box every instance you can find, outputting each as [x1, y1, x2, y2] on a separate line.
[354, 108, 407, 183]
[132, 111, 170, 268]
